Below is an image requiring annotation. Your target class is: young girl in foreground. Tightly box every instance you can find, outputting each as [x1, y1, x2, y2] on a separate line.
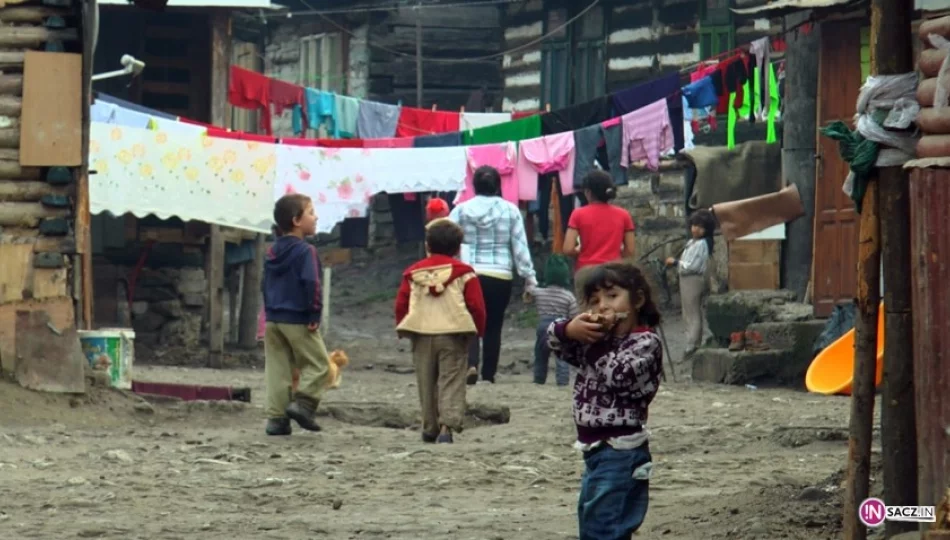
[546, 262, 663, 540]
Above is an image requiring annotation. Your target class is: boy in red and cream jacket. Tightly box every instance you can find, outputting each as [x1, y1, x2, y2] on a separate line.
[395, 218, 486, 444]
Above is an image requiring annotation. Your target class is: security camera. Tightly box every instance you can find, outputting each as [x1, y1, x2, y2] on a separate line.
[120, 54, 145, 76]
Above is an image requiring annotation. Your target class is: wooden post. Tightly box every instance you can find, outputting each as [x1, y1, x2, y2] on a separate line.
[871, 0, 919, 534]
[207, 226, 225, 368]
[237, 233, 265, 348]
[844, 181, 881, 540]
[551, 180, 563, 254]
[207, 12, 231, 368]
[415, 10, 423, 107]
[321, 266, 332, 333]
[77, 0, 95, 329]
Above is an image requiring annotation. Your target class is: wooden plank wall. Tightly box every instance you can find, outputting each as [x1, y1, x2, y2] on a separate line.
[367, 4, 504, 110]
[606, 0, 697, 91]
[501, 0, 784, 113]
[500, 0, 544, 112]
[0, 0, 83, 373]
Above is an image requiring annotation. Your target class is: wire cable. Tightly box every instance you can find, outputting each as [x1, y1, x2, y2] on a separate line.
[297, 0, 600, 64]
[264, 0, 526, 17]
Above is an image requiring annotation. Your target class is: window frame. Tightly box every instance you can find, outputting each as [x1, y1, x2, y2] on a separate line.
[540, 6, 571, 110]
[299, 32, 344, 94]
[700, 0, 733, 26]
[698, 25, 735, 59]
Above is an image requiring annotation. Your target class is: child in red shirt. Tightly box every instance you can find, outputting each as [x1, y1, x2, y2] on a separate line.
[563, 171, 636, 270]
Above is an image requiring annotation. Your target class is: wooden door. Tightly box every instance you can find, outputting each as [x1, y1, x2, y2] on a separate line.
[813, 20, 862, 318]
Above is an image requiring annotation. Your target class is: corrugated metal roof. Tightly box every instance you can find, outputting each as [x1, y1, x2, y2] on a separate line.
[97, 0, 278, 8]
[731, 0, 858, 15]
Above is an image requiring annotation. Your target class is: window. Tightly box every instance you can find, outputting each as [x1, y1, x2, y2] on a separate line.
[541, 8, 570, 110]
[699, 25, 735, 58]
[540, 5, 606, 108]
[701, 0, 732, 26]
[699, 0, 734, 58]
[300, 33, 344, 94]
[573, 5, 605, 104]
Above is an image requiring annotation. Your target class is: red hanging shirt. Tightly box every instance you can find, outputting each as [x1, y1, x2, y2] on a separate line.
[269, 78, 307, 129]
[512, 110, 539, 120]
[394, 107, 461, 138]
[228, 66, 272, 134]
[314, 139, 365, 148]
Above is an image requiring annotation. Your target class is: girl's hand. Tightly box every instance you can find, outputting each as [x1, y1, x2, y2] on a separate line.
[664, 257, 676, 267]
[308, 322, 320, 333]
[565, 313, 606, 344]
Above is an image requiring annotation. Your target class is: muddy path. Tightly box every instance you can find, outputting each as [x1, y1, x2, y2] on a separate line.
[0, 253, 880, 539]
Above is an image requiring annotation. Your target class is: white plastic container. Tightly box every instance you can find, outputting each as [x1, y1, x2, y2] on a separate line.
[78, 328, 136, 390]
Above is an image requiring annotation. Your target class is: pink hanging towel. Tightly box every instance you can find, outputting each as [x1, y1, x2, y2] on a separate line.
[363, 138, 414, 148]
[515, 132, 576, 200]
[458, 143, 518, 204]
[620, 99, 674, 171]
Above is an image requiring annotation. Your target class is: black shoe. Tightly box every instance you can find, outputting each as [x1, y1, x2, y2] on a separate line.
[436, 433, 454, 444]
[285, 396, 322, 432]
[265, 417, 292, 436]
[466, 367, 478, 386]
[422, 432, 438, 444]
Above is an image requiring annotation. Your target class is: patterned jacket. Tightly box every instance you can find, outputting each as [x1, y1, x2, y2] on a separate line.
[547, 320, 663, 444]
[448, 195, 537, 284]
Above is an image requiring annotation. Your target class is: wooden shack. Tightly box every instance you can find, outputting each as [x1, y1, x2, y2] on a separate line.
[90, 1, 273, 366]
[0, 0, 88, 375]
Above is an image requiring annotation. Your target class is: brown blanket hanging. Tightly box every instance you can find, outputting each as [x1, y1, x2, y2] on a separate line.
[712, 184, 805, 241]
[683, 141, 783, 210]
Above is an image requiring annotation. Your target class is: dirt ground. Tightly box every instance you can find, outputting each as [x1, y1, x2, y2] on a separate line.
[0, 253, 883, 539]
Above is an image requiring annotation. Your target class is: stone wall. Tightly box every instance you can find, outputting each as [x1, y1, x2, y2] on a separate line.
[96, 263, 246, 352]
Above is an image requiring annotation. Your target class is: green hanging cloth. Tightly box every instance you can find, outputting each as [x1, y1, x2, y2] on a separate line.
[819, 120, 879, 213]
[729, 65, 781, 148]
[765, 64, 780, 144]
[727, 93, 738, 149]
[462, 114, 541, 145]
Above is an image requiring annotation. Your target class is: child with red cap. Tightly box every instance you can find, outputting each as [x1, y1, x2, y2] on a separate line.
[426, 197, 450, 222]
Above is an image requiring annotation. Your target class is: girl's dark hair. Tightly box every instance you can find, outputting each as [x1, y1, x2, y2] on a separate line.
[472, 165, 501, 196]
[583, 170, 616, 203]
[688, 209, 717, 255]
[580, 262, 661, 328]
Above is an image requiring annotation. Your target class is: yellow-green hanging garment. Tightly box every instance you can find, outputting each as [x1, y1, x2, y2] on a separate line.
[727, 64, 780, 148]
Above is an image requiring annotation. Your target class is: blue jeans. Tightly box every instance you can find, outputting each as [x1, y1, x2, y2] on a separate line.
[534, 316, 569, 385]
[578, 444, 652, 540]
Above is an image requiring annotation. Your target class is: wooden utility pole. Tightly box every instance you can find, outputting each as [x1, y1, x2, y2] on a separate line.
[207, 12, 231, 369]
[843, 0, 916, 538]
[415, 8, 423, 107]
[872, 0, 919, 536]
[844, 182, 880, 540]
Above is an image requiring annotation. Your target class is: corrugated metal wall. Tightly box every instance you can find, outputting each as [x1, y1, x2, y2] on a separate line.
[908, 167, 950, 510]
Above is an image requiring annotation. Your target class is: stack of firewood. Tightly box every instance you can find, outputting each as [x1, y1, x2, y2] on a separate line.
[915, 16, 950, 158]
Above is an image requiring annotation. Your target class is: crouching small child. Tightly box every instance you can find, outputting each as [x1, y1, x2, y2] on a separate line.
[395, 219, 487, 443]
[546, 262, 664, 539]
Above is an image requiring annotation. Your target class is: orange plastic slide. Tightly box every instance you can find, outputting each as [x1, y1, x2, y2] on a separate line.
[805, 303, 884, 396]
